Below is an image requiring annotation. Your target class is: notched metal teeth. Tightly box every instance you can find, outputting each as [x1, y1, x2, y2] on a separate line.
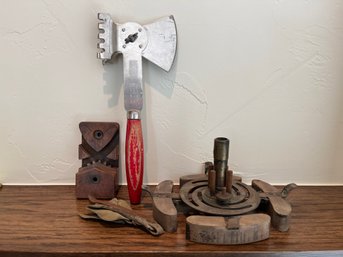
[97, 35, 106, 58]
[97, 52, 106, 60]
[98, 28, 106, 42]
[97, 42, 105, 49]
[97, 13, 109, 21]
[97, 32, 107, 40]
[96, 13, 114, 61]
[98, 23, 106, 30]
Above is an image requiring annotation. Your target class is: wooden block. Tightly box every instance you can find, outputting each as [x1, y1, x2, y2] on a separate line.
[186, 214, 270, 245]
[152, 180, 178, 232]
[78, 122, 119, 168]
[252, 179, 296, 232]
[76, 122, 119, 199]
[76, 163, 118, 199]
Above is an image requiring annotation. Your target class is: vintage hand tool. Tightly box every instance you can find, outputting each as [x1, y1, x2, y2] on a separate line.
[97, 13, 177, 204]
[76, 122, 119, 199]
[152, 137, 296, 244]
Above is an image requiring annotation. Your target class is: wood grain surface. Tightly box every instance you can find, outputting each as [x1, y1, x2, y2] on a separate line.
[0, 185, 342, 257]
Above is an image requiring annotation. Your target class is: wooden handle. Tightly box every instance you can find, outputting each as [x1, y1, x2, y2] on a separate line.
[125, 119, 144, 204]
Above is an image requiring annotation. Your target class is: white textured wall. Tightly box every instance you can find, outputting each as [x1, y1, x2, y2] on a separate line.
[0, 0, 342, 185]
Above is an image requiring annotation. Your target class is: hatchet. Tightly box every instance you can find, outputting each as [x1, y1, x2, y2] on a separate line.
[97, 13, 177, 204]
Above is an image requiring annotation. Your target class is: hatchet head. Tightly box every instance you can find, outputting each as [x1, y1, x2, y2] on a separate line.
[97, 13, 177, 72]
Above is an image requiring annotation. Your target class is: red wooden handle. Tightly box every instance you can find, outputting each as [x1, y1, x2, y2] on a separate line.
[125, 119, 144, 204]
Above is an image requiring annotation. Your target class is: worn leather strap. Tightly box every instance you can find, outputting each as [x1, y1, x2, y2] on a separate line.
[88, 195, 164, 236]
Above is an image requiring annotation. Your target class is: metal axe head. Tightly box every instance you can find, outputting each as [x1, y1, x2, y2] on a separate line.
[97, 13, 177, 72]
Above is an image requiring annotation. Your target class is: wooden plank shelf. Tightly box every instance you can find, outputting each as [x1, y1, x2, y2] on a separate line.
[0, 185, 342, 257]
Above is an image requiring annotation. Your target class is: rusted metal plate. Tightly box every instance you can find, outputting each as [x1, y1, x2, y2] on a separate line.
[180, 179, 260, 216]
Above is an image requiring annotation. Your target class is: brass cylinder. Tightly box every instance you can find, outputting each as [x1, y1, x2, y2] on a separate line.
[208, 169, 216, 196]
[204, 162, 214, 175]
[213, 137, 230, 189]
[226, 169, 233, 194]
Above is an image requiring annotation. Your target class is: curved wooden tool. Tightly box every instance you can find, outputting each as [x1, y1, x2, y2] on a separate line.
[152, 180, 178, 232]
[252, 179, 297, 232]
[186, 214, 270, 245]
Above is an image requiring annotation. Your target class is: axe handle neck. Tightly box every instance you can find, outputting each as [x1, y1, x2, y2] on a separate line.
[123, 52, 143, 112]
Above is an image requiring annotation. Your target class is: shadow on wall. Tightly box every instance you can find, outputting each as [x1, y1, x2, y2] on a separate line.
[102, 55, 124, 107]
[101, 50, 179, 108]
[143, 51, 178, 99]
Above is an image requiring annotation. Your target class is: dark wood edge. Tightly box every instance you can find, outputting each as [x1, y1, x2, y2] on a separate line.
[1, 250, 343, 257]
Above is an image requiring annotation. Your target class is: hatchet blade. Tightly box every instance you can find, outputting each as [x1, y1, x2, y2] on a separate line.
[142, 15, 177, 72]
